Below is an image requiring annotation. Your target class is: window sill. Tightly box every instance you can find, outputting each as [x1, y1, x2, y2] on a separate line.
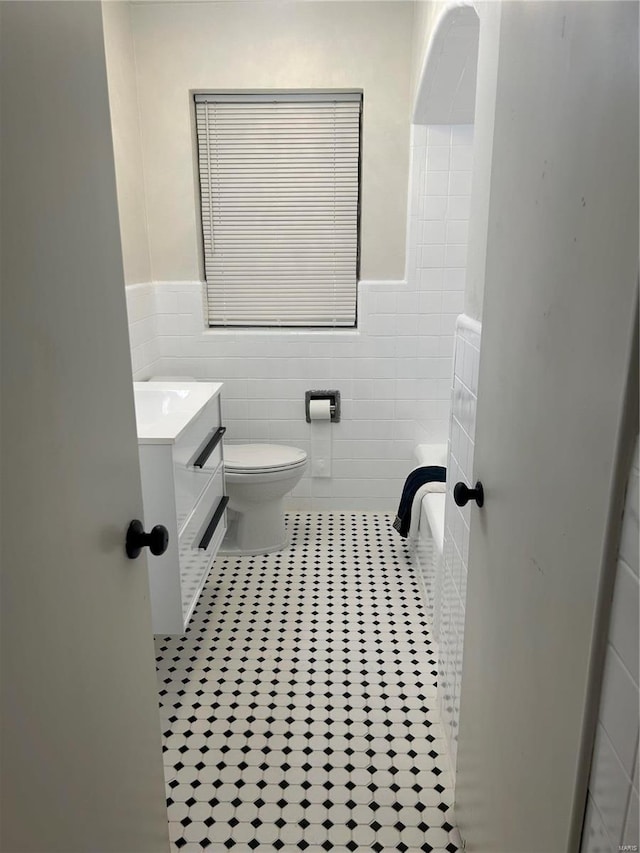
[199, 328, 361, 338]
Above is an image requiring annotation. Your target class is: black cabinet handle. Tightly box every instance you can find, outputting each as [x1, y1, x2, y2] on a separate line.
[193, 426, 226, 469]
[198, 496, 229, 550]
[453, 481, 485, 508]
[126, 520, 169, 559]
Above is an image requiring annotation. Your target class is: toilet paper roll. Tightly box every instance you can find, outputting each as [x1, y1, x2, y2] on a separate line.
[309, 399, 332, 478]
[308, 398, 332, 421]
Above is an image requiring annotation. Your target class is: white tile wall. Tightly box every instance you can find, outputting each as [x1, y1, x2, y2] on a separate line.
[132, 280, 427, 510]
[437, 314, 481, 777]
[122, 123, 473, 509]
[124, 283, 160, 379]
[407, 124, 474, 448]
[582, 437, 639, 852]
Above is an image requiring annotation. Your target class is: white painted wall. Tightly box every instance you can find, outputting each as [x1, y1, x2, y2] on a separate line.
[102, 0, 151, 285]
[129, 0, 413, 282]
[413, 4, 479, 126]
[410, 0, 447, 107]
[581, 438, 639, 851]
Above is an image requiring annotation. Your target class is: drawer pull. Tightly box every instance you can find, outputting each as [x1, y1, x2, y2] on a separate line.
[198, 495, 229, 550]
[193, 426, 226, 469]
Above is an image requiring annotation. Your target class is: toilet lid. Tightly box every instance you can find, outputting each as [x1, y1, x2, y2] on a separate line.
[225, 443, 307, 473]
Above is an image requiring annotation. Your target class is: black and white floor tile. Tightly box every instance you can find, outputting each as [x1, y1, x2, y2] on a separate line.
[155, 513, 461, 852]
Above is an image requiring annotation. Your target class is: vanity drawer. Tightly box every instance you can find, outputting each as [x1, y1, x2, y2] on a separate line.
[178, 463, 227, 625]
[173, 395, 223, 473]
[173, 395, 225, 529]
[174, 466, 213, 536]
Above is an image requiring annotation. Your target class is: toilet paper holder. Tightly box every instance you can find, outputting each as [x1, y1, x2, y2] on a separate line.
[305, 390, 341, 423]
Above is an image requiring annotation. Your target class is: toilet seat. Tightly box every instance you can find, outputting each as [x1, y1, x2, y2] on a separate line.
[224, 443, 307, 475]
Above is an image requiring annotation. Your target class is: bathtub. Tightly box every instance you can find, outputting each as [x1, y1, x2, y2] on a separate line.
[412, 443, 447, 632]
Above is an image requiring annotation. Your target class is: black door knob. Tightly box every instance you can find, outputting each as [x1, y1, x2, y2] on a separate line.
[453, 481, 485, 508]
[126, 519, 169, 559]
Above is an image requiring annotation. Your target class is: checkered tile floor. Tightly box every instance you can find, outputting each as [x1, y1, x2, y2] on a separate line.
[155, 512, 461, 852]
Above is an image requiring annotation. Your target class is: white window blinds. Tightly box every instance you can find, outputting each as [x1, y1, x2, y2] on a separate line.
[195, 92, 362, 328]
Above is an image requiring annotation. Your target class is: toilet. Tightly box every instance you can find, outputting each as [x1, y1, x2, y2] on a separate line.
[221, 444, 307, 555]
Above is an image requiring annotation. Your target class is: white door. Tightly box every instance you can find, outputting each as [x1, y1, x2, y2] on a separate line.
[1, 3, 170, 851]
[455, 3, 638, 852]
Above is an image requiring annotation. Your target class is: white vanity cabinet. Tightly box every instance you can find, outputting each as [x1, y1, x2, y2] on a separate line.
[134, 382, 227, 635]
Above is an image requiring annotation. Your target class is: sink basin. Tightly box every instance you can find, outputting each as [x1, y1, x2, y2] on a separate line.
[134, 386, 194, 426]
[133, 381, 223, 444]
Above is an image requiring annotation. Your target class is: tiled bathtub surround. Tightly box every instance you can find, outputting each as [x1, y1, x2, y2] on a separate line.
[581, 438, 639, 852]
[437, 315, 481, 776]
[406, 123, 474, 447]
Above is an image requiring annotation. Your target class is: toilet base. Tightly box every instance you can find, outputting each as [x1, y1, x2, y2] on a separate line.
[220, 502, 290, 556]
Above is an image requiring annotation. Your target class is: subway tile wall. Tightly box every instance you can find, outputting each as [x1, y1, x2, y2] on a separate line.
[581, 437, 639, 852]
[124, 282, 160, 379]
[136, 279, 433, 510]
[123, 123, 473, 509]
[437, 315, 481, 777]
[408, 125, 474, 447]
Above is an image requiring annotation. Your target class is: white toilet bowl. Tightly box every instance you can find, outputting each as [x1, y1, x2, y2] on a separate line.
[221, 444, 307, 555]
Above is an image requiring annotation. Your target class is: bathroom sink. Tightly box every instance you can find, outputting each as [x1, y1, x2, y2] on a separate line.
[133, 381, 222, 444]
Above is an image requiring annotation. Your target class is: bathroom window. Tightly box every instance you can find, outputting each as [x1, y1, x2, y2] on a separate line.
[194, 92, 362, 328]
